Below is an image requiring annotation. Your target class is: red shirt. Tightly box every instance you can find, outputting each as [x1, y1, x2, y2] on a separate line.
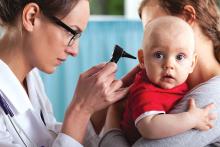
[121, 70, 188, 144]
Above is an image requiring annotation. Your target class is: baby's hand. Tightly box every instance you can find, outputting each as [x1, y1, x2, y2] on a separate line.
[187, 98, 216, 131]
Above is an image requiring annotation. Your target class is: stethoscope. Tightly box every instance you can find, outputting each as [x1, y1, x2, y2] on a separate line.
[0, 93, 38, 147]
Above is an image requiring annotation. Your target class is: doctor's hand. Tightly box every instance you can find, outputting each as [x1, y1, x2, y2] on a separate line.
[91, 65, 140, 134]
[62, 62, 129, 143]
[71, 62, 129, 115]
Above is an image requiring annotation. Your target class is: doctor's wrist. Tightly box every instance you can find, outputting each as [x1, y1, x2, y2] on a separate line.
[69, 100, 94, 117]
[61, 103, 92, 143]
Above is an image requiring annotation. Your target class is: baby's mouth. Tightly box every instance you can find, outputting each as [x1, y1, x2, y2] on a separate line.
[162, 74, 175, 81]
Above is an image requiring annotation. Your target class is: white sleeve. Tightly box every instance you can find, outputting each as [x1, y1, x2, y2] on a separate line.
[52, 133, 83, 147]
[0, 69, 85, 147]
[0, 111, 22, 147]
[0, 110, 83, 147]
[50, 121, 100, 147]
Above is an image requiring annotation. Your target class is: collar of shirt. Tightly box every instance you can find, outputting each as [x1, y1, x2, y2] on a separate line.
[0, 59, 33, 115]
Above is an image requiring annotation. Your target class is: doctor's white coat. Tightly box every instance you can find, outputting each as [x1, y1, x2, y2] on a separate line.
[0, 60, 99, 147]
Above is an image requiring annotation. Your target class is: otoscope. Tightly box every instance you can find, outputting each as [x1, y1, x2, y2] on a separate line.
[109, 45, 136, 63]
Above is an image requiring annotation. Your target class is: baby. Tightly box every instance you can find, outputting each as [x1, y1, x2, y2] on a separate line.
[121, 16, 215, 144]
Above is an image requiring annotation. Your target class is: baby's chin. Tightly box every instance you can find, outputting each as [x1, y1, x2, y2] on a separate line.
[159, 83, 177, 89]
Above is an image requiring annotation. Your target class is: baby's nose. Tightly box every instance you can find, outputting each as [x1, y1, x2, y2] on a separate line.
[162, 66, 174, 70]
[163, 59, 174, 70]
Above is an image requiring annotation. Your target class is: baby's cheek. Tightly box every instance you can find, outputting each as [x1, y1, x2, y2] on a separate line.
[178, 72, 189, 83]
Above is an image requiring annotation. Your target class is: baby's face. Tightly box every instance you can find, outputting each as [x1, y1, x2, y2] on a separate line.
[142, 27, 196, 89]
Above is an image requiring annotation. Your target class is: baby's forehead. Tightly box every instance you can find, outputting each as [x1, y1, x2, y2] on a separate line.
[147, 25, 188, 40]
[144, 16, 192, 37]
[143, 16, 195, 51]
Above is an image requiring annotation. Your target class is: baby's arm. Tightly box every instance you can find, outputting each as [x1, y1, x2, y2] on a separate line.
[136, 99, 215, 139]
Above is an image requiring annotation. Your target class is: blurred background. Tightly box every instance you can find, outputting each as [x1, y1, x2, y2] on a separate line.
[40, 0, 144, 121]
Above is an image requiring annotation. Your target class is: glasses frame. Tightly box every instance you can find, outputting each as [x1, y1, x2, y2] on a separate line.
[49, 16, 81, 47]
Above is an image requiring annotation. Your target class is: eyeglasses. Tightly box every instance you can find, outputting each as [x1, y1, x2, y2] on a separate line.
[49, 16, 81, 47]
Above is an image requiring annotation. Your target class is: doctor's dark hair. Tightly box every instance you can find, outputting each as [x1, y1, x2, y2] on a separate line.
[138, 0, 220, 62]
[0, 0, 81, 26]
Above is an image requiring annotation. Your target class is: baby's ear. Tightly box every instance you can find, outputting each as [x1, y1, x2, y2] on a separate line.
[138, 49, 145, 69]
[189, 53, 197, 73]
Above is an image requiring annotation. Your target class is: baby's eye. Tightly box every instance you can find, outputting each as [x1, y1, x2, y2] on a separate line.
[176, 53, 185, 61]
[153, 51, 164, 59]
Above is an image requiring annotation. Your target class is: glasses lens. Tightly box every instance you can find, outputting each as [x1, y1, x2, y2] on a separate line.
[48, 16, 82, 47]
[68, 33, 81, 46]
[68, 36, 74, 46]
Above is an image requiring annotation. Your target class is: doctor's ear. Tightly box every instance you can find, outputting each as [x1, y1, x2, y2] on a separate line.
[138, 49, 145, 69]
[22, 3, 41, 32]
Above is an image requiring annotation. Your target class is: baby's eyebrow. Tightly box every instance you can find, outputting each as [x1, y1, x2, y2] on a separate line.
[149, 47, 164, 52]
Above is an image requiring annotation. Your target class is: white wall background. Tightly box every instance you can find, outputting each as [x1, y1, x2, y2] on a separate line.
[125, 0, 142, 19]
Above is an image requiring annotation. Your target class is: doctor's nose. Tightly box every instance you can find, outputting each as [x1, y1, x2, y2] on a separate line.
[65, 40, 79, 57]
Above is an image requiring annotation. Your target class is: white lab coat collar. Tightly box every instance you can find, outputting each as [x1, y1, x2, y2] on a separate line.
[26, 69, 41, 113]
[0, 59, 33, 115]
[0, 59, 54, 146]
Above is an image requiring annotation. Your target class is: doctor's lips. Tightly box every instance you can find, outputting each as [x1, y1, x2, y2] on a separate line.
[109, 45, 136, 63]
[57, 58, 66, 65]
[58, 58, 66, 62]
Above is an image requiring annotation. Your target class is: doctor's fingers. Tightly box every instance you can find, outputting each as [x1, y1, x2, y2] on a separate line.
[101, 72, 118, 89]
[107, 80, 123, 94]
[107, 87, 130, 104]
[98, 87, 129, 108]
[80, 63, 106, 78]
[91, 87, 129, 113]
[84, 63, 117, 89]
[92, 62, 117, 80]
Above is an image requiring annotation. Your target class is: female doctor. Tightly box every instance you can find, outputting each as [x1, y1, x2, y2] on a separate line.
[0, 0, 130, 146]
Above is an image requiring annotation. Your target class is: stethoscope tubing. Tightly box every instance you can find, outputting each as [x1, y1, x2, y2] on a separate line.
[0, 93, 36, 146]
